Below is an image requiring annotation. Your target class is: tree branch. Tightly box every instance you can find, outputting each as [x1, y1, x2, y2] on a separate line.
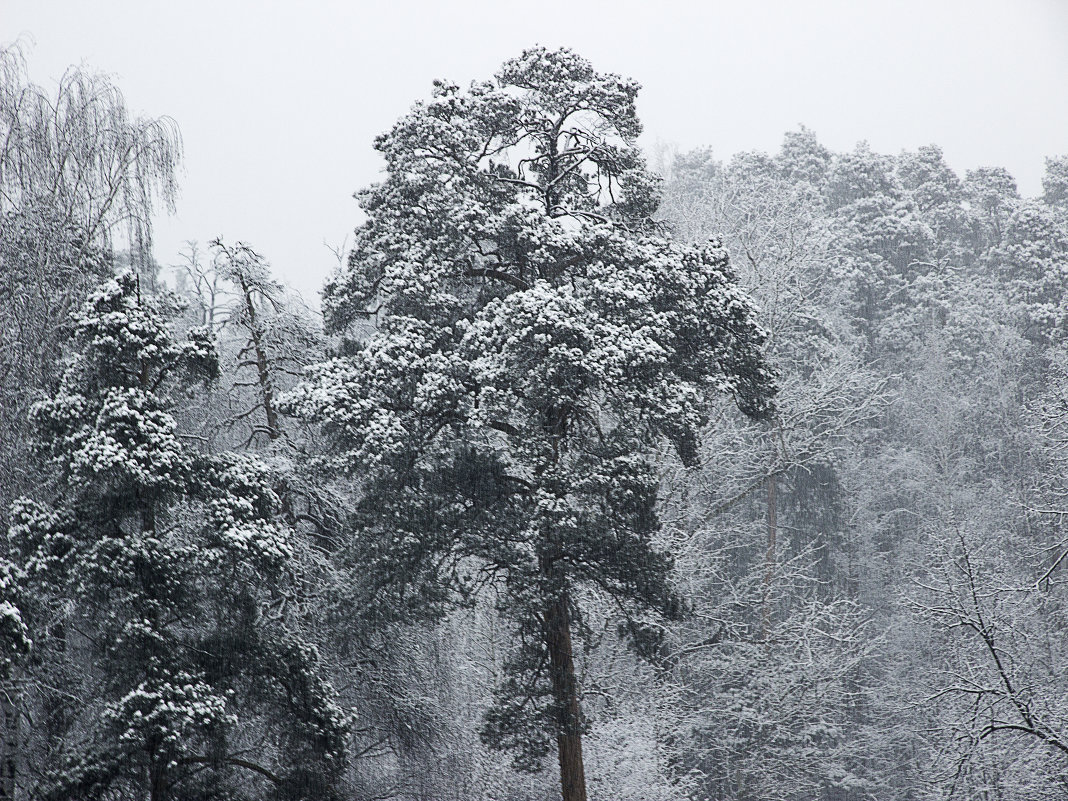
[463, 268, 529, 291]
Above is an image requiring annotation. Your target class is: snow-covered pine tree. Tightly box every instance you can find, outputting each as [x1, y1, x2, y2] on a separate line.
[8, 271, 348, 801]
[286, 47, 775, 801]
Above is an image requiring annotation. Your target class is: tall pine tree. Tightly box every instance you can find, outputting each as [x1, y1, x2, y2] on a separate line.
[287, 47, 774, 801]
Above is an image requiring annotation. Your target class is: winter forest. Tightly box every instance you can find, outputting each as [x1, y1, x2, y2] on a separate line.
[2, 35, 1068, 801]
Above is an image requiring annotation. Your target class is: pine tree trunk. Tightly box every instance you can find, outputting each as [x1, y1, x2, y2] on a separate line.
[0, 688, 16, 800]
[545, 589, 587, 801]
[149, 759, 167, 801]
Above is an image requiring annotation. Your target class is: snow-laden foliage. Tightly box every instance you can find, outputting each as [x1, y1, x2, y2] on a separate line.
[0, 42, 182, 537]
[7, 270, 348, 801]
[5, 39, 1068, 801]
[288, 47, 774, 800]
[661, 131, 1068, 800]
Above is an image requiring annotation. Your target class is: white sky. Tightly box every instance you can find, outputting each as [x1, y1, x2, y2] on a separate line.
[4, 0, 1068, 302]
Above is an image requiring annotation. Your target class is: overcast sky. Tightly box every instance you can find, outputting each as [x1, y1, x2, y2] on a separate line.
[4, 0, 1068, 302]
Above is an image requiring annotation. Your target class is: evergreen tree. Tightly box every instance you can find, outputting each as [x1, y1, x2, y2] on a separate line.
[8, 272, 348, 800]
[287, 47, 773, 801]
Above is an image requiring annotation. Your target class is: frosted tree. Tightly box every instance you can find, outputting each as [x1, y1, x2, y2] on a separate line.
[987, 197, 1068, 345]
[658, 137, 893, 800]
[8, 272, 348, 801]
[911, 529, 1068, 800]
[0, 40, 180, 255]
[201, 238, 323, 449]
[902, 347, 1068, 799]
[286, 47, 774, 801]
[0, 40, 182, 525]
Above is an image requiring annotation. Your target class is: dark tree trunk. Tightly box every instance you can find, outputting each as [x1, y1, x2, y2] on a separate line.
[0, 689, 16, 800]
[149, 757, 168, 801]
[545, 588, 587, 801]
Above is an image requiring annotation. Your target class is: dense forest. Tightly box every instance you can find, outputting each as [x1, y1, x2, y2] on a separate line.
[1, 41, 1067, 801]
